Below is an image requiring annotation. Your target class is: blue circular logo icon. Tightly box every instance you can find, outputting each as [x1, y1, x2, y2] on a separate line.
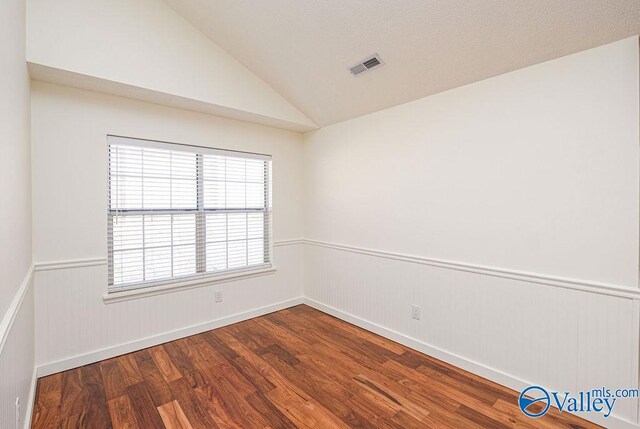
[519, 386, 551, 418]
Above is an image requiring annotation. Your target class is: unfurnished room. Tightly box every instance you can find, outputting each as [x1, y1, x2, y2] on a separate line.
[2, 1, 640, 428]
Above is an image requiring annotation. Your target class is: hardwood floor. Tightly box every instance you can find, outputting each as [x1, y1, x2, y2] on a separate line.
[32, 305, 602, 428]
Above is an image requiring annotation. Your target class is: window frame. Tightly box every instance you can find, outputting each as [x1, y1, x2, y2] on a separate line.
[106, 135, 273, 294]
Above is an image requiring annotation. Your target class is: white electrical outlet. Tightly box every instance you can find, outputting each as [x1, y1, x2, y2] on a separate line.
[215, 290, 223, 303]
[15, 397, 20, 427]
[412, 305, 421, 320]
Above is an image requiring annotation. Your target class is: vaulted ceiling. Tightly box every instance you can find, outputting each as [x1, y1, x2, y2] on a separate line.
[163, 0, 640, 127]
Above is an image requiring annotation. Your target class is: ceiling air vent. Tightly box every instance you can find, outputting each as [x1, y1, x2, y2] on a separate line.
[349, 54, 384, 76]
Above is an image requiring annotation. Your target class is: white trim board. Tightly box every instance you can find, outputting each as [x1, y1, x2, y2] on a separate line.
[0, 265, 34, 354]
[302, 298, 640, 429]
[33, 237, 640, 300]
[304, 239, 640, 300]
[273, 238, 305, 247]
[103, 266, 277, 304]
[23, 367, 38, 429]
[33, 239, 305, 272]
[35, 238, 637, 301]
[34, 258, 106, 272]
[36, 297, 304, 377]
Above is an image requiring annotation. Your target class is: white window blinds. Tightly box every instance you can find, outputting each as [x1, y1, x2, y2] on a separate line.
[107, 136, 272, 292]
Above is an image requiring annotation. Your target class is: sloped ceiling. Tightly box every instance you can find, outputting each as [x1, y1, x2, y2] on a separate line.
[163, 0, 640, 126]
[27, 0, 317, 131]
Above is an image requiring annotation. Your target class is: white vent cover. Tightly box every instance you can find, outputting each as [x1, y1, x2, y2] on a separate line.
[349, 54, 384, 76]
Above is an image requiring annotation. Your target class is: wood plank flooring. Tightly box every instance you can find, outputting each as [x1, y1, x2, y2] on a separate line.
[32, 305, 602, 428]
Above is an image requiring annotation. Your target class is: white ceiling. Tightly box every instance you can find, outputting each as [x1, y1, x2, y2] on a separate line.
[163, 0, 640, 127]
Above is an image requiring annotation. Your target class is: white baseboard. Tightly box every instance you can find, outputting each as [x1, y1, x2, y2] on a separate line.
[302, 297, 639, 429]
[23, 367, 38, 429]
[36, 297, 303, 377]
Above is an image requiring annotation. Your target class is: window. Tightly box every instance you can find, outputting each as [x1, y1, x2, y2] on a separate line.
[107, 136, 272, 292]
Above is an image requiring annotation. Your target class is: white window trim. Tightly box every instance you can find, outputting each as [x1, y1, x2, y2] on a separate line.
[103, 265, 276, 304]
[107, 135, 273, 294]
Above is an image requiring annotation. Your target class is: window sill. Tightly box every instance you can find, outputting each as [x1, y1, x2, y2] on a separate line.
[102, 266, 276, 304]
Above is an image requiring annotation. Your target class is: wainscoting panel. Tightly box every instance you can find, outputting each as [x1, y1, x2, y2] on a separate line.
[303, 241, 640, 426]
[0, 268, 35, 429]
[34, 243, 303, 373]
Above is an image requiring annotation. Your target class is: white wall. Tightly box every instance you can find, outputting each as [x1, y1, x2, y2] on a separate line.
[1, 0, 32, 321]
[303, 37, 640, 426]
[0, 0, 35, 427]
[25, 23, 640, 429]
[27, 0, 316, 132]
[305, 37, 639, 288]
[31, 81, 305, 369]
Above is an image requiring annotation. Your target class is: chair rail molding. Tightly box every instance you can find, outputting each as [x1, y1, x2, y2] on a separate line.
[303, 239, 640, 300]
